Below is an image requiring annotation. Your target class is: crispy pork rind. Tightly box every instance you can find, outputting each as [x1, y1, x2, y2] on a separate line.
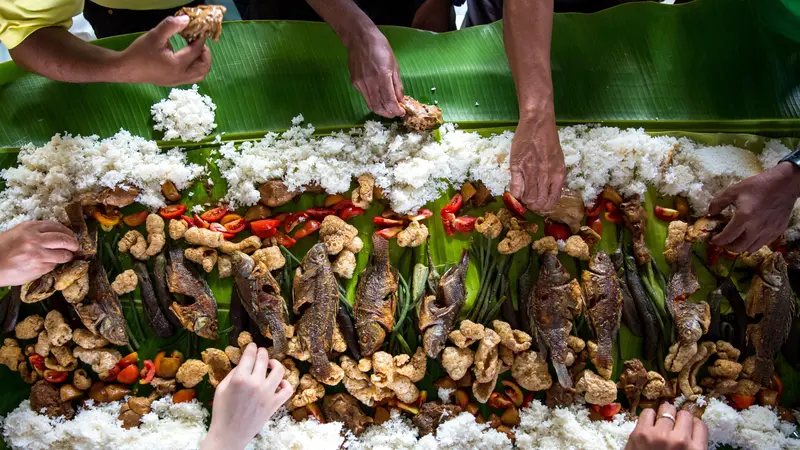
[448, 320, 485, 348]
[15, 315, 44, 340]
[475, 212, 502, 239]
[498, 230, 532, 255]
[344, 236, 364, 254]
[664, 221, 689, 265]
[185, 247, 218, 273]
[119, 230, 147, 259]
[251, 247, 285, 271]
[575, 369, 617, 405]
[317, 362, 345, 386]
[351, 174, 375, 209]
[45, 310, 72, 347]
[220, 236, 262, 255]
[441, 347, 474, 381]
[72, 329, 109, 349]
[47, 345, 78, 372]
[175, 4, 227, 42]
[394, 347, 426, 382]
[400, 96, 443, 132]
[289, 373, 325, 409]
[111, 269, 138, 295]
[617, 359, 648, 412]
[564, 235, 590, 261]
[151, 377, 177, 396]
[332, 250, 357, 279]
[532, 236, 559, 256]
[282, 358, 300, 391]
[642, 371, 666, 400]
[320, 215, 358, 255]
[217, 255, 233, 278]
[665, 341, 697, 374]
[340, 355, 393, 407]
[686, 217, 726, 244]
[512, 350, 552, 392]
[176, 359, 208, 388]
[708, 359, 742, 380]
[169, 219, 189, 240]
[372, 351, 419, 404]
[73, 347, 121, 374]
[578, 226, 602, 251]
[286, 336, 310, 361]
[202, 348, 232, 388]
[715, 341, 740, 361]
[224, 346, 241, 365]
[35, 331, 51, 357]
[492, 320, 532, 353]
[119, 215, 165, 260]
[678, 341, 715, 401]
[472, 329, 501, 384]
[183, 227, 225, 248]
[0, 338, 24, 371]
[73, 369, 92, 391]
[397, 221, 428, 248]
[331, 327, 347, 354]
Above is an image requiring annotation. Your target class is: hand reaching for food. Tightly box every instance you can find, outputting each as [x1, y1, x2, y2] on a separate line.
[509, 117, 566, 213]
[200, 344, 294, 450]
[0, 221, 78, 287]
[119, 15, 212, 86]
[625, 404, 708, 450]
[709, 161, 800, 253]
[347, 31, 405, 118]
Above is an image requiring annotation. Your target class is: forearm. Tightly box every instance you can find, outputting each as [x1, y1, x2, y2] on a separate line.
[503, 0, 555, 122]
[305, 0, 381, 48]
[9, 27, 127, 83]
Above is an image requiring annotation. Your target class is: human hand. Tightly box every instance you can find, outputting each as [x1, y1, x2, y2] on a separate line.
[625, 403, 708, 450]
[201, 344, 293, 450]
[0, 221, 78, 287]
[509, 116, 565, 212]
[411, 0, 452, 33]
[347, 30, 405, 118]
[119, 15, 212, 86]
[709, 161, 800, 253]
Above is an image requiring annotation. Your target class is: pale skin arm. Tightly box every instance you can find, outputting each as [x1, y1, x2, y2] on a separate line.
[305, 0, 405, 118]
[9, 16, 211, 86]
[504, 0, 565, 212]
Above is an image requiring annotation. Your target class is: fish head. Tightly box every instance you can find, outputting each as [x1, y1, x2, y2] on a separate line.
[231, 251, 255, 276]
[540, 254, 570, 285]
[589, 251, 614, 276]
[99, 317, 127, 346]
[358, 322, 387, 356]
[193, 315, 219, 340]
[303, 244, 329, 269]
[761, 252, 787, 288]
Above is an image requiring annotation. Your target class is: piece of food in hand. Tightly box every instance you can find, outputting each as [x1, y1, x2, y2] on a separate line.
[400, 96, 443, 132]
[175, 5, 227, 42]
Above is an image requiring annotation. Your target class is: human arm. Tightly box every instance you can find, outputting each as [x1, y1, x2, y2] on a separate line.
[8, 16, 211, 86]
[709, 161, 800, 253]
[503, 0, 565, 212]
[412, 0, 453, 33]
[305, 0, 405, 117]
[199, 344, 294, 450]
[625, 404, 708, 450]
[0, 221, 79, 287]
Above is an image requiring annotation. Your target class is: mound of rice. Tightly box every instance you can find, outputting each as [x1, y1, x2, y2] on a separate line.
[151, 85, 217, 142]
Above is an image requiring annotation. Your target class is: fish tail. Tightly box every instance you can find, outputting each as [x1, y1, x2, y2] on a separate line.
[311, 352, 333, 381]
[554, 363, 572, 389]
[596, 339, 614, 368]
[753, 357, 775, 386]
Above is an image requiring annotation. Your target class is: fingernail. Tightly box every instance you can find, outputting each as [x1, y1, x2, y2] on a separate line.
[175, 15, 190, 24]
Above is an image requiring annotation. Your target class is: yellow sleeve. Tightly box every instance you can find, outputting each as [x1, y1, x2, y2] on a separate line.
[0, 0, 82, 50]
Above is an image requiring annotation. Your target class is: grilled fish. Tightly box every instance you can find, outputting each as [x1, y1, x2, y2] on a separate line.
[582, 251, 623, 378]
[133, 261, 174, 339]
[746, 252, 795, 385]
[165, 243, 219, 340]
[293, 243, 340, 382]
[66, 203, 97, 259]
[621, 195, 650, 266]
[353, 234, 398, 357]
[232, 252, 291, 359]
[667, 240, 700, 305]
[528, 253, 584, 388]
[73, 258, 128, 346]
[419, 251, 469, 359]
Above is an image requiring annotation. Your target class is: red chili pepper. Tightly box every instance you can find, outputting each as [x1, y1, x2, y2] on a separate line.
[441, 212, 456, 236]
[293, 220, 321, 240]
[604, 201, 620, 215]
[544, 220, 571, 241]
[159, 204, 188, 220]
[586, 215, 603, 235]
[284, 212, 309, 233]
[224, 218, 248, 235]
[503, 192, 527, 217]
[707, 244, 722, 266]
[220, 214, 243, 226]
[140, 360, 155, 385]
[584, 196, 604, 217]
[118, 352, 139, 369]
[331, 199, 354, 211]
[123, 210, 149, 227]
[590, 403, 622, 420]
[273, 231, 296, 248]
[453, 216, 477, 233]
[181, 215, 195, 227]
[305, 208, 336, 219]
[210, 223, 236, 239]
[193, 214, 210, 229]
[441, 193, 463, 215]
[117, 364, 140, 385]
[374, 217, 404, 227]
[522, 392, 535, 408]
[100, 365, 121, 382]
[604, 211, 623, 224]
[250, 219, 281, 239]
[29, 354, 45, 371]
[338, 206, 365, 221]
[43, 370, 68, 384]
[200, 205, 229, 222]
[654, 206, 680, 222]
[272, 212, 289, 222]
[376, 226, 403, 239]
[408, 208, 433, 222]
[771, 240, 788, 254]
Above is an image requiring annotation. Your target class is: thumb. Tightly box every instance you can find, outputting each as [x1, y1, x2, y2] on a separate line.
[147, 15, 190, 45]
[174, 39, 206, 67]
[708, 185, 737, 216]
[509, 167, 526, 200]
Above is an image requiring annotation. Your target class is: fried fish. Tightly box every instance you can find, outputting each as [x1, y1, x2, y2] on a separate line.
[582, 251, 623, 378]
[419, 251, 469, 359]
[353, 234, 398, 357]
[165, 243, 219, 340]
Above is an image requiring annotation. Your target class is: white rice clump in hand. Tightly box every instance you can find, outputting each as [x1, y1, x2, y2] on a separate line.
[702, 397, 800, 450]
[2, 397, 208, 450]
[0, 131, 205, 231]
[151, 84, 217, 142]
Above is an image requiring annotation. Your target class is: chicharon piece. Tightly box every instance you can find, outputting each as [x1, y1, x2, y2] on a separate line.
[175, 5, 227, 42]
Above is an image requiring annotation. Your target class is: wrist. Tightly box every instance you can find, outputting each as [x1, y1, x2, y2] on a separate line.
[340, 22, 384, 50]
[102, 50, 135, 83]
[201, 426, 246, 450]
